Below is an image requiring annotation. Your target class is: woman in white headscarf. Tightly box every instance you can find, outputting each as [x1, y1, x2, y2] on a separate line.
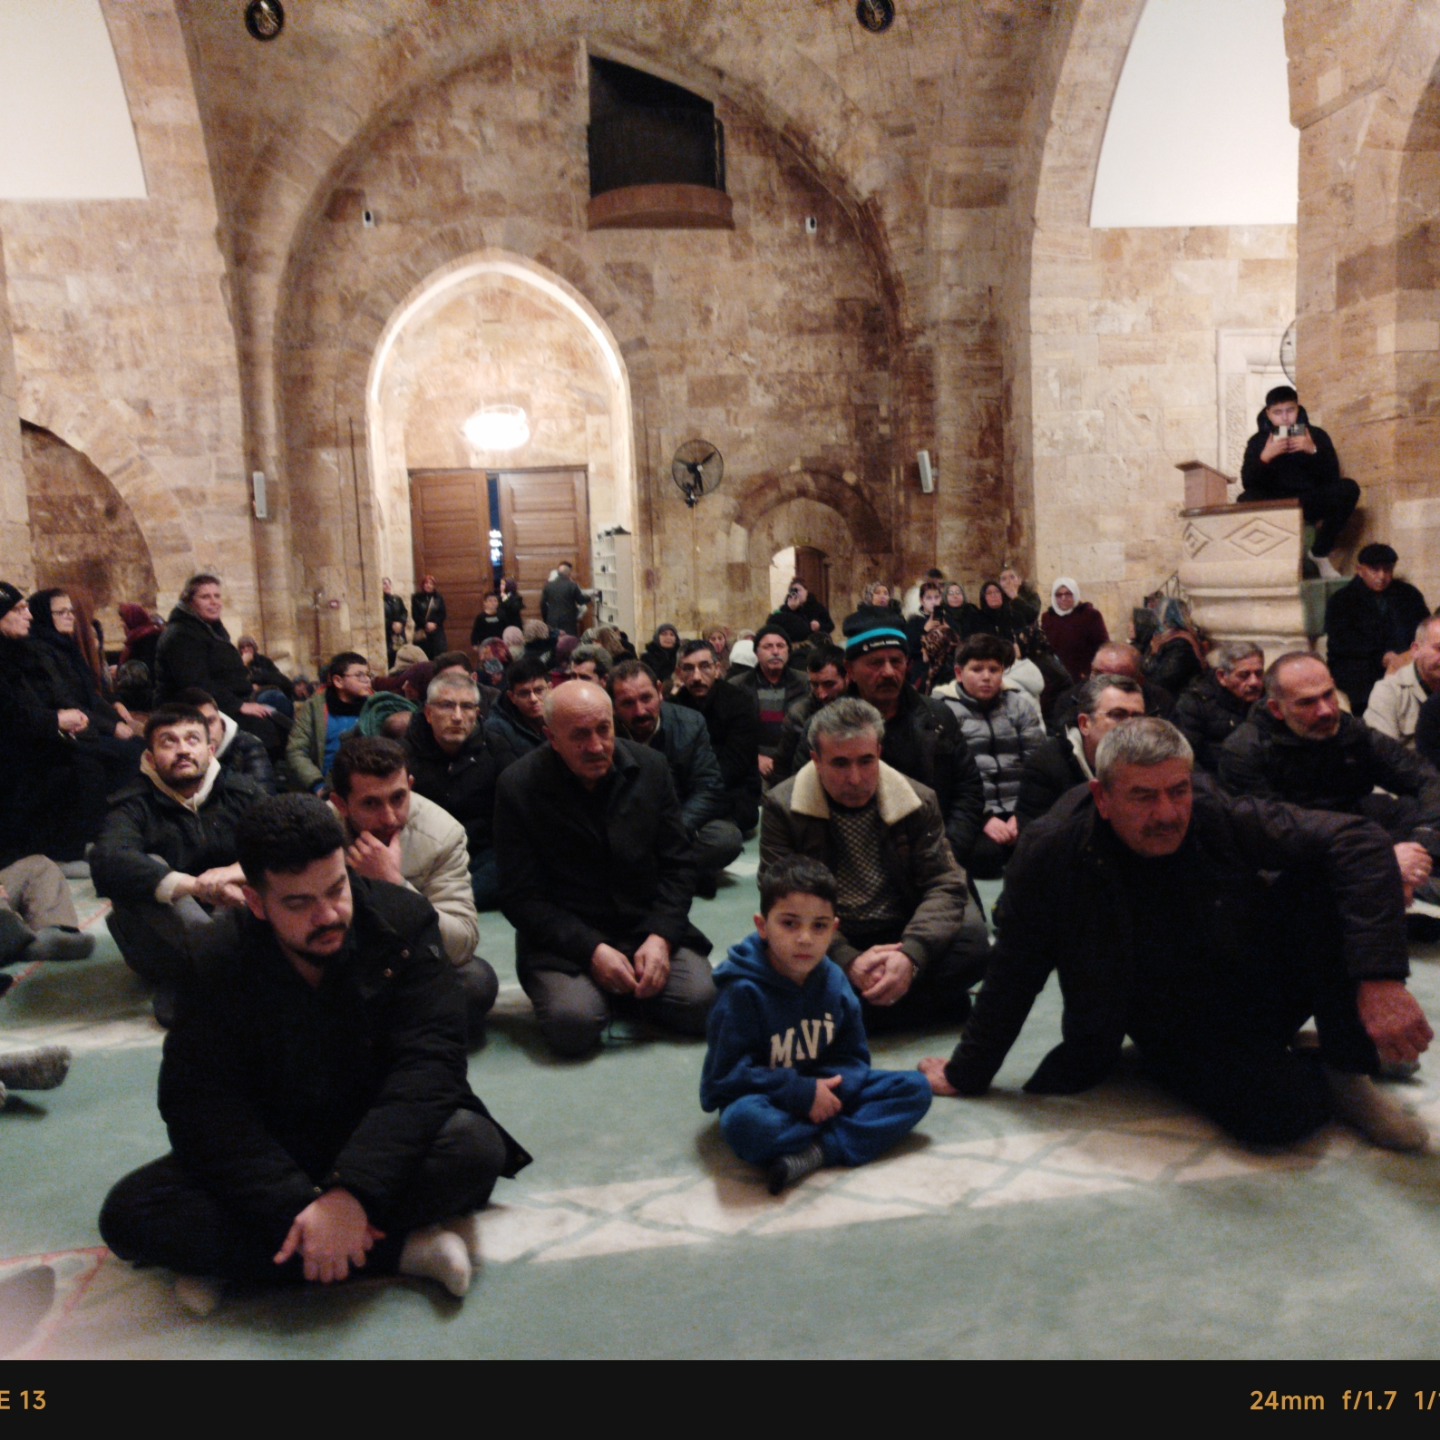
[1039, 576, 1109, 683]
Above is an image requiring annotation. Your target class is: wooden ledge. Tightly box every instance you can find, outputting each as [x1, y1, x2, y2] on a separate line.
[588, 184, 734, 231]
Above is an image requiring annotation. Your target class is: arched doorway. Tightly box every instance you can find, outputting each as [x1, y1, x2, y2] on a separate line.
[769, 544, 830, 614]
[367, 252, 635, 647]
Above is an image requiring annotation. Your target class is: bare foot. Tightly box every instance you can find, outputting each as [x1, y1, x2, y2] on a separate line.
[918, 1056, 959, 1097]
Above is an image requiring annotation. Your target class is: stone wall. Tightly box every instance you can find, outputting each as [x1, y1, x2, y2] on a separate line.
[1288, 0, 1440, 604]
[278, 41, 900, 651]
[22, 423, 159, 644]
[0, 1, 254, 636]
[1030, 224, 1297, 632]
[0, 232, 29, 591]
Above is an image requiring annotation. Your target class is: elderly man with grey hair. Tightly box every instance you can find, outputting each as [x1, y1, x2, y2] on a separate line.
[760, 697, 988, 1031]
[923, 717, 1434, 1151]
[1171, 640, 1265, 772]
[1364, 615, 1440, 750]
[403, 671, 503, 908]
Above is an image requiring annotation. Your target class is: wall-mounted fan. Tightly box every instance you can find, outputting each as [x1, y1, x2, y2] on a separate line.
[671, 440, 724, 508]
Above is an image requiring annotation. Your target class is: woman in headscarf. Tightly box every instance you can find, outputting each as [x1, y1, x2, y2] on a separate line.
[970, 579, 1022, 649]
[643, 623, 682, 683]
[1143, 596, 1206, 699]
[941, 581, 980, 640]
[1039, 576, 1109, 684]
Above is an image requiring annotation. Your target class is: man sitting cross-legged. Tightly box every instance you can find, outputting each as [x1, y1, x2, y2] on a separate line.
[701, 855, 932, 1195]
[99, 794, 529, 1310]
[761, 697, 988, 1032]
[923, 718, 1434, 1151]
[91, 703, 262, 1022]
[494, 680, 716, 1057]
[328, 736, 496, 1040]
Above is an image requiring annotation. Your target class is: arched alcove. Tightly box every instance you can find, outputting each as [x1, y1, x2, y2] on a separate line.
[366, 250, 635, 644]
[21, 421, 159, 643]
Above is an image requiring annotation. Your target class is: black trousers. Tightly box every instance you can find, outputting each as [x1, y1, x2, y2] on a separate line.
[99, 1109, 508, 1283]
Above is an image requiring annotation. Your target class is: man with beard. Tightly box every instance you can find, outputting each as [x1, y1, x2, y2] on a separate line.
[672, 639, 762, 834]
[923, 719, 1433, 1151]
[99, 793, 529, 1310]
[610, 659, 742, 896]
[328, 736, 495, 1038]
[92, 704, 261, 1019]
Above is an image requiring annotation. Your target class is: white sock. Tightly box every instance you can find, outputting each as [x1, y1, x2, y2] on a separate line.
[399, 1224, 471, 1298]
[442, 1212, 483, 1264]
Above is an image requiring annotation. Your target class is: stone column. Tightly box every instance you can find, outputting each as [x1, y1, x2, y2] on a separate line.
[0, 230, 33, 589]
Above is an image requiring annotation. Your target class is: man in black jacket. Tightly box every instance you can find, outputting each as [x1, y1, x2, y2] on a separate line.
[1323, 542, 1431, 715]
[494, 681, 715, 1057]
[610, 660, 742, 895]
[1016, 674, 1146, 827]
[1170, 642, 1264, 774]
[92, 704, 262, 1011]
[1238, 384, 1359, 577]
[99, 794, 528, 1308]
[672, 639, 762, 833]
[923, 719, 1433, 1150]
[404, 672, 502, 908]
[1218, 653, 1440, 902]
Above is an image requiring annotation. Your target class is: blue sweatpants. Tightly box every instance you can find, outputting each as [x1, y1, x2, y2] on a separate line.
[720, 1069, 931, 1168]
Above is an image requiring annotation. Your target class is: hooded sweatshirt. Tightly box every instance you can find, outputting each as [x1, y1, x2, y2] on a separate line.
[700, 931, 871, 1117]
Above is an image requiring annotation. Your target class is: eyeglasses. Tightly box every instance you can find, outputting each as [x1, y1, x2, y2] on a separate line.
[51, 606, 76, 617]
[677, 661, 715, 675]
[341, 670, 373, 681]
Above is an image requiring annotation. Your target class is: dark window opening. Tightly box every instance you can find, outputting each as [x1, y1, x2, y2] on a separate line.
[587, 56, 726, 197]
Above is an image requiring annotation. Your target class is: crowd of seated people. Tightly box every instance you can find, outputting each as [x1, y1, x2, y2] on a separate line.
[6, 544, 1440, 1313]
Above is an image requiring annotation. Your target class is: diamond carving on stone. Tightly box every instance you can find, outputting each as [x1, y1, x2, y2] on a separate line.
[1226, 518, 1290, 557]
[1182, 522, 1209, 557]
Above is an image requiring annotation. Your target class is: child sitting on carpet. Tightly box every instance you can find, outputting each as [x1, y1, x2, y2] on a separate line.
[700, 856, 932, 1194]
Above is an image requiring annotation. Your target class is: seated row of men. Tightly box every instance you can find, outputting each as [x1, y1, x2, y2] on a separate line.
[95, 688, 1435, 1309]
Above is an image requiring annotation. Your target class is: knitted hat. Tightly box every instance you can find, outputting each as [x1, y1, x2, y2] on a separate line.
[844, 626, 907, 658]
[0, 582, 24, 622]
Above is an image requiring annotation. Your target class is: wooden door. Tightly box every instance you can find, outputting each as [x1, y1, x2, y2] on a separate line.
[793, 545, 829, 612]
[495, 468, 591, 617]
[409, 468, 492, 653]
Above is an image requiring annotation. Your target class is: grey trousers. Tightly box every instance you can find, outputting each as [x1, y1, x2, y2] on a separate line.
[519, 944, 717, 1057]
[0, 856, 82, 966]
[105, 896, 215, 987]
[692, 818, 744, 877]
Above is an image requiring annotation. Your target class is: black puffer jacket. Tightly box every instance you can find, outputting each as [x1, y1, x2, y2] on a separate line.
[1172, 670, 1254, 773]
[1218, 709, 1440, 854]
[91, 764, 262, 904]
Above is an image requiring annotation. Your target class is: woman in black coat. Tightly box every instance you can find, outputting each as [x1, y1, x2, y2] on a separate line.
[411, 575, 448, 660]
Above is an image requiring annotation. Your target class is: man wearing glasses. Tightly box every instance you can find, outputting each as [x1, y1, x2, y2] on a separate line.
[671, 639, 762, 836]
[286, 651, 374, 794]
[405, 672, 504, 909]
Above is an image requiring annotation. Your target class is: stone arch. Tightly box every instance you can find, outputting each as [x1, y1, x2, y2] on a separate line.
[16, 388, 188, 601]
[20, 423, 160, 641]
[362, 248, 637, 620]
[732, 469, 895, 626]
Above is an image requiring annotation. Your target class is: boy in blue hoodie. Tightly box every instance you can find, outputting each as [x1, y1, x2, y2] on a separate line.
[701, 856, 933, 1194]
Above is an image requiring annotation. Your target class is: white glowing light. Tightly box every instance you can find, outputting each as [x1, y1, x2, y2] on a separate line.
[462, 403, 530, 451]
